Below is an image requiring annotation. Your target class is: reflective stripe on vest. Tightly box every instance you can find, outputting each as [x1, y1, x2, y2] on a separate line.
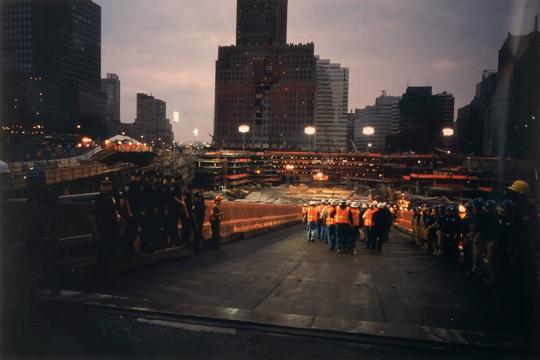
[325, 206, 335, 225]
[351, 208, 361, 227]
[336, 208, 350, 224]
[307, 207, 318, 223]
[364, 208, 378, 227]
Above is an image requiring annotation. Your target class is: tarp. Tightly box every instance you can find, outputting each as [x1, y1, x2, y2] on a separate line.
[107, 135, 142, 145]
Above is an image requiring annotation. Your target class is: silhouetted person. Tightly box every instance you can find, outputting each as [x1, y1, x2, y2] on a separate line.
[22, 167, 60, 296]
[209, 196, 223, 249]
[91, 177, 120, 288]
[192, 192, 207, 253]
[123, 170, 144, 255]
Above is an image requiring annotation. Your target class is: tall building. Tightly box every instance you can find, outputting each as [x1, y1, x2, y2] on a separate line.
[314, 57, 349, 152]
[101, 73, 121, 136]
[483, 22, 539, 162]
[456, 70, 497, 155]
[386, 87, 454, 152]
[236, 0, 287, 45]
[214, 0, 316, 150]
[353, 92, 401, 152]
[131, 93, 173, 146]
[0, 0, 106, 137]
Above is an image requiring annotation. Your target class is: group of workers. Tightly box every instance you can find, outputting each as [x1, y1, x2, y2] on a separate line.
[22, 167, 224, 290]
[302, 199, 394, 253]
[410, 180, 538, 287]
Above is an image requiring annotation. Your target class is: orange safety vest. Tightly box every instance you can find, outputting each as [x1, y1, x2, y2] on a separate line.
[325, 206, 336, 225]
[363, 208, 378, 227]
[335, 207, 351, 224]
[350, 208, 361, 227]
[307, 207, 318, 223]
[317, 205, 324, 219]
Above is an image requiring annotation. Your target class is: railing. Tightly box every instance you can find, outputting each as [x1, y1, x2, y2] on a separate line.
[3, 194, 302, 262]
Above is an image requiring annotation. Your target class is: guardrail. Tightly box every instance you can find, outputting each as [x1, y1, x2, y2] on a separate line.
[3, 194, 302, 267]
[3, 163, 132, 191]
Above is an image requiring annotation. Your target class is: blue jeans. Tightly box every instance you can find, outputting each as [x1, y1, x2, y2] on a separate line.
[321, 225, 328, 242]
[327, 225, 336, 249]
[307, 222, 318, 242]
[351, 226, 360, 248]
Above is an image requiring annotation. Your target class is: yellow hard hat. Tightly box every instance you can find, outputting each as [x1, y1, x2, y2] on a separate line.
[507, 180, 530, 196]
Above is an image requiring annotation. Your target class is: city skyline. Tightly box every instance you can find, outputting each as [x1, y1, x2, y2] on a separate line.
[98, 0, 539, 142]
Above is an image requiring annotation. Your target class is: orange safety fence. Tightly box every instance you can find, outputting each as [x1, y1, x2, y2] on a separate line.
[200, 201, 302, 238]
[394, 209, 414, 233]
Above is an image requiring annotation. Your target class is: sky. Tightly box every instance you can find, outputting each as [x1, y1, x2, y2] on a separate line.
[96, 0, 540, 142]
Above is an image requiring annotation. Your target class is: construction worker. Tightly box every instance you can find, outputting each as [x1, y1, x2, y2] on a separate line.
[335, 200, 353, 253]
[324, 200, 337, 250]
[317, 200, 326, 240]
[363, 202, 379, 250]
[320, 200, 331, 243]
[350, 202, 362, 252]
[209, 195, 224, 249]
[505, 180, 538, 328]
[303, 201, 319, 242]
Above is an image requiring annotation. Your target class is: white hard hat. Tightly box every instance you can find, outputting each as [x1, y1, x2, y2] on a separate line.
[309, 201, 316, 206]
[351, 202, 359, 208]
[361, 203, 368, 209]
[378, 203, 384, 208]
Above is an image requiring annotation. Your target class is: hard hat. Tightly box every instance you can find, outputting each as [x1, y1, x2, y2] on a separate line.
[215, 195, 223, 201]
[361, 203, 367, 209]
[309, 201, 316, 206]
[100, 176, 113, 185]
[507, 180, 530, 196]
[330, 200, 337, 206]
[351, 202, 359, 208]
[322, 200, 328, 204]
[372, 200, 378, 205]
[377, 203, 384, 208]
[382, 202, 387, 206]
[303, 203, 308, 207]
[346, 200, 352, 206]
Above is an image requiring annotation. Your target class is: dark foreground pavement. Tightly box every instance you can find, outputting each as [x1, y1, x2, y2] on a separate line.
[3, 225, 539, 359]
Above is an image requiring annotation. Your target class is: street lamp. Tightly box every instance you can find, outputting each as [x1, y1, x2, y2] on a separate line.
[304, 126, 316, 151]
[239, 124, 250, 151]
[442, 127, 454, 152]
[363, 126, 375, 152]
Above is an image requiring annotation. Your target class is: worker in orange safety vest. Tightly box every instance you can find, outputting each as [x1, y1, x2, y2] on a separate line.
[335, 200, 353, 253]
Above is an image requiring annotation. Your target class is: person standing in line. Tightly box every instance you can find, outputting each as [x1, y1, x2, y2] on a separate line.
[316, 201, 325, 241]
[192, 191, 207, 253]
[141, 171, 159, 252]
[325, 200, 337, 250]
[209, 195, 223, 249]
[349, 202, 362, 252]
[162, 175, 181, 247]
[22, 167, 60, 296]
[363, 203, 379, 250]
[335, 200, 352, 253]
[303, 201, 319, 242]
[123, 170, 144, 255]
[182, 186, 195, 245]
[91, 177, 121, 288]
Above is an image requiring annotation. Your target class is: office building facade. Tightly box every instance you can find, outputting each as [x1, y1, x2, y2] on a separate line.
[386, 87, 454, 152]
[1, 0, 105, 137]
[214, 0, 317, 150]
[314, 57, 349, 152]
[131, 93, 173, 146]
[101, 73, 121, 136]
[353, 92, 400, 152]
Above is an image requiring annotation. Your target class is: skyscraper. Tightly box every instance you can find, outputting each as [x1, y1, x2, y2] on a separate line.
[1, 0, 105, 137]
[314, 57, 349, 152]
[386, 87, 454, 152]
[483, 23, 539, 162]
[101, 73, 121, 136]
[131, 93, 173, 146]
[236, 0, 288, 45]
[214, 0, 316, 150]
[353, 92, 401, 152]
